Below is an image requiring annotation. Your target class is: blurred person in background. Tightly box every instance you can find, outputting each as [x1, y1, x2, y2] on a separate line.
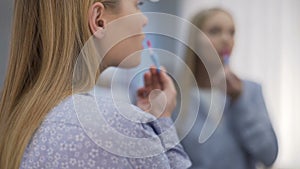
[178, 7, 278, 169]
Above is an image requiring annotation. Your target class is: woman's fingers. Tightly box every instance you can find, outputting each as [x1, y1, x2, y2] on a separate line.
[159, 67, 176, 92]
[143, 72, 152, 89]
[150, 66, 162, 89]
[144, 67, 162, 90]
[138, 66, 177, 117]
[137, 88, 148, 98]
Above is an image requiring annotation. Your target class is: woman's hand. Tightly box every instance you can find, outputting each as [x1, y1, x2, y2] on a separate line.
[136, 66, 177, 118]
[224, 66, 242, 101]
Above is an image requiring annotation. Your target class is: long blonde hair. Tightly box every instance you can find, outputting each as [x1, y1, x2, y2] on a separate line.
[0, 0, 118, 168]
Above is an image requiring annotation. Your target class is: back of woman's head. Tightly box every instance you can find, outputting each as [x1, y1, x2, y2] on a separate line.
[0, 0, 118, 168]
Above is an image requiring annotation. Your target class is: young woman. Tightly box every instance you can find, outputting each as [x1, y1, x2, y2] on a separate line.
[0, 0, 191, 168]
[180, 8, 278, 169]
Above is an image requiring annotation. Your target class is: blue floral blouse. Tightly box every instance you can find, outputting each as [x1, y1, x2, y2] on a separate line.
[20, 87, 191, 169]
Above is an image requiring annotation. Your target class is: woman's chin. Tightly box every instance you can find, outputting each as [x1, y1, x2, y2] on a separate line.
[118, 56, 141, 69]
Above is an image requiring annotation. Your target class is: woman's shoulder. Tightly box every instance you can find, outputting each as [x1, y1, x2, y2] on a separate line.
[46, 90, 163, 145]
[242, 79, 262, 92]
[22, 91, 167, 168]
[22, 112, 134, 169]
[242, 79, 260, 86]
[45, 89, 156, 126]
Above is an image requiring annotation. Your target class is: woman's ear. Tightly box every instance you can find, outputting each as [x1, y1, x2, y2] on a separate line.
[88, 2, 107, 39]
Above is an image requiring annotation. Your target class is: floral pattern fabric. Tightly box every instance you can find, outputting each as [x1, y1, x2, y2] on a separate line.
[20, 89, 191, 169]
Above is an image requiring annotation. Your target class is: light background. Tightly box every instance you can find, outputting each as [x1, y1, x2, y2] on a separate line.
[179, 1, 300, 168]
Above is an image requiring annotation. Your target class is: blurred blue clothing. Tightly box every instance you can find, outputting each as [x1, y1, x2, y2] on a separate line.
[21, 87, 191, 169]
[179, 80, 278, 169]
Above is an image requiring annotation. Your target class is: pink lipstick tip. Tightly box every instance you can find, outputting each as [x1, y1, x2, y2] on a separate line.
[147, 40, 152, 48]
